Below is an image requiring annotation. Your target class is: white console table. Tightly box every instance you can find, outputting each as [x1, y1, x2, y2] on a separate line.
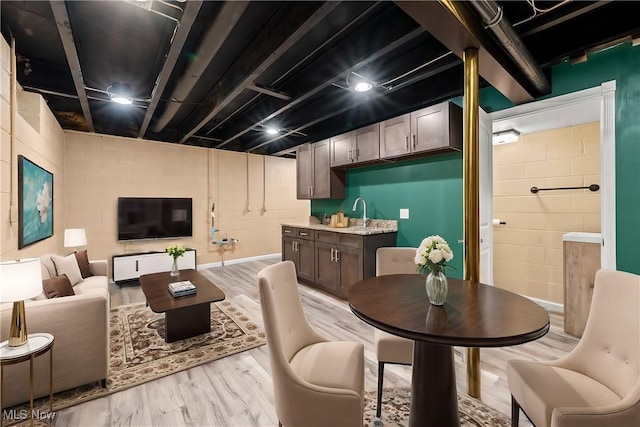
[112, 249, 196, 283]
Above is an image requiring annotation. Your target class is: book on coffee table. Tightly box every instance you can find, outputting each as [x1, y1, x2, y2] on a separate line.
[168, 280, 196, 297]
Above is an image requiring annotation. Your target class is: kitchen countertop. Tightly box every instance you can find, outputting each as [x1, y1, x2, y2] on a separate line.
[282, 219, 398, 236]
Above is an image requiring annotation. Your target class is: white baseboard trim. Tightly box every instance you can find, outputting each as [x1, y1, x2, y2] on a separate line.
[526, 295, 564, 314]
[197, 253, 281, 270]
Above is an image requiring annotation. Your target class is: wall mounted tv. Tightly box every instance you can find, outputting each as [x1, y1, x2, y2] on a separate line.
[117, 197, 193, 241]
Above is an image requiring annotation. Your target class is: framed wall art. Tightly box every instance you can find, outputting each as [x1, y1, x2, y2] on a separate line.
[18, 155, 54, 248]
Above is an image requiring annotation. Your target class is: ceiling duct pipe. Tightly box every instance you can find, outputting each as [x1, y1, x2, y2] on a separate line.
[152, 1, 249, 133]
[469, 0, 550, 95]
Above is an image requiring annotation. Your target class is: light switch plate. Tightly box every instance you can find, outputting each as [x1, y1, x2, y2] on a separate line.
[400, 208, 409, 219]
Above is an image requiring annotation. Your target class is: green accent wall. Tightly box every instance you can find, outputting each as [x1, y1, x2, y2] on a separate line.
[313, 153, 464, 278]
[313, 41, 640, 275]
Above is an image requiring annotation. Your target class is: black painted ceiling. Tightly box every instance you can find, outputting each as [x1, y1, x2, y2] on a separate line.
[2, 1, 639, 155]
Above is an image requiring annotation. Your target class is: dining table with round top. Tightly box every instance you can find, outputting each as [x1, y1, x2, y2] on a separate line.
[348, 274, 550, 427]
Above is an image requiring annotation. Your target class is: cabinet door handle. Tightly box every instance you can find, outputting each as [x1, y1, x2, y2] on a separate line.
[300, 232, 308, 236]
[292, 241, 296, 252]
[412, 134, 417, 149]
[330, 248, 335, 262]
[135, 260, 139, 272]
[405, 136, 409, 151]
[284, 229, 292, 233]
[348, 150, 352, 161]
[335, 249, 340, 262]
[310, 186, 314, 197]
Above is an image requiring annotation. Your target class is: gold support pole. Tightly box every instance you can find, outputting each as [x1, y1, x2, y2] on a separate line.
[463, 47, 481, 398]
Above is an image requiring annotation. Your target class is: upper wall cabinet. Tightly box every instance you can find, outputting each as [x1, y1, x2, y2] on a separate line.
[330, 123, 380, 167]
[297, 139, 345, 200]
[380, 101, 462, 160]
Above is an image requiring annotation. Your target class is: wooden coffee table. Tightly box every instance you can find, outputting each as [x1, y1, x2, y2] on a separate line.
[139, 269, 225, 343]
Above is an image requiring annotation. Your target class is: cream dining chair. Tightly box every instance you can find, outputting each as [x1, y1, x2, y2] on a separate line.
[507, 268, 640, 427]
[373, 247, 418, 418]
[257, 260, 365, 427]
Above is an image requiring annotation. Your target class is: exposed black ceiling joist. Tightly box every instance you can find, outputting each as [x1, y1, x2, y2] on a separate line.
[49, 0, 94, 132]
[138, 0, 203, 138]
[180, 1, 339, 144]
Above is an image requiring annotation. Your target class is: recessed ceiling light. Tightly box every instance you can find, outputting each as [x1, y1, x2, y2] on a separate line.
[265, 127, 279, 135]
[353, 81, 373, 92]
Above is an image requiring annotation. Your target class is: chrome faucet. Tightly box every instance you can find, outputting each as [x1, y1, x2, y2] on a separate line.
[352, 197, 368, 227]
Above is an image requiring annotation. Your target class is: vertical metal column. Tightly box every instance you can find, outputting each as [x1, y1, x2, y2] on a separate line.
[463, 47, 481, 398]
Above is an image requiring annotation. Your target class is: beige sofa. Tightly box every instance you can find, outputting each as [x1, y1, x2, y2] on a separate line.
[0, 253, 110, 407]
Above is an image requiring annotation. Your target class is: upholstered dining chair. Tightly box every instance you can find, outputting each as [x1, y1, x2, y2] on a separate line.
[373, 247, 418, 418]
[507, 268, 640, 427]
[257, 260, 365, 427]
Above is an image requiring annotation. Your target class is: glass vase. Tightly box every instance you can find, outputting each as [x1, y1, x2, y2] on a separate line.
[170, 258, 180, 278]
[426, 269, 448, 306]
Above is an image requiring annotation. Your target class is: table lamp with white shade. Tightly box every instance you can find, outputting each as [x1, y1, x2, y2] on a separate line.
[64, 228, 87, 251]
[0, 258, 43, 347]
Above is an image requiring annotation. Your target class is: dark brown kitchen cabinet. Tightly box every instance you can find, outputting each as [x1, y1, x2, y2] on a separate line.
[283, 227, 396, 298]
[380, 101, 462, 160]
[296, 140, 345, 200]
[379, 113, 411, 158]
[313, 234, 364, 298]
[282, 227, 314, 282]
[330, 124, 380, 167]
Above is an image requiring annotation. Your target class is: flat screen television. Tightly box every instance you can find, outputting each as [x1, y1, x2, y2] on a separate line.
[117, 197, 193, 241]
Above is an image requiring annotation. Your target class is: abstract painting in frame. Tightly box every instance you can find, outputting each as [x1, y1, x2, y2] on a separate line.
[18, 155, 53, 248]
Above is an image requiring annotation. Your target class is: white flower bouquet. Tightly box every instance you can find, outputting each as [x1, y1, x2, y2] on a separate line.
[414, 235, 454, 274]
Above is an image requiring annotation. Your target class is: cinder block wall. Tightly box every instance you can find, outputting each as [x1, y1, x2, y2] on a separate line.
[493, 122, 600, 304]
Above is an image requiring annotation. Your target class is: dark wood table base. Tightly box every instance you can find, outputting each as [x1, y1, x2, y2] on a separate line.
[139, 270, 226, 344]
[410, 341, 459, 427]
[165, 303, 211, 343]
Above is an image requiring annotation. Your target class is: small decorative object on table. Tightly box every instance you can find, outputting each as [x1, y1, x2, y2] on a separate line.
[166, 244, 186, 278]
[168, 280, 196, 297]
[415, 235, 454, 305]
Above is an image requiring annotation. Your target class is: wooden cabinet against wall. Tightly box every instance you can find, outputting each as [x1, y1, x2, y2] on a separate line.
[564, 238, 601, 337]
[314, 231, 365, 298]
[283, 226, 396, 298]
[380, 113, 411, 158]
[330, 124, 380, 167]
[296, 140, 345, 200]
[380, 101, 462, 160]
[296, 144, 312, 199]
[282, 227, 314, 282]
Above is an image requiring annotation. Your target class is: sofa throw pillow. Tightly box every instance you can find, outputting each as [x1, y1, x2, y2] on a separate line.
[75, 249, 94, 279]
[51, 253, 83, 286]
[42, 274, 75, 298]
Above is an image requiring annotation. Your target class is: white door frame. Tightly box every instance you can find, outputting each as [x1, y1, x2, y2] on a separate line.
[488, 81, 616, 271]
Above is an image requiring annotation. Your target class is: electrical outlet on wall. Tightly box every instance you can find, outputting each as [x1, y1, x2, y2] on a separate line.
[400, 208, 409, 219]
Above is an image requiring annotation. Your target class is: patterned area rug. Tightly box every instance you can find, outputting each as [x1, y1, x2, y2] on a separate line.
[3, 300, 265, 426]
[364, 388, 511, 427]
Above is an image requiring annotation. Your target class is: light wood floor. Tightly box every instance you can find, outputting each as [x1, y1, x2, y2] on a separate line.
[53, 256, 579, 426]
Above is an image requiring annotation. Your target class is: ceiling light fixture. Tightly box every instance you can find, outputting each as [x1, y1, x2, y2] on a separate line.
[492, 129, 520, 145]
[353, 81, 373, 92]
[348, 71, 375, 93]
[265, 127, 279, 135]
[106, 82, 133, 105]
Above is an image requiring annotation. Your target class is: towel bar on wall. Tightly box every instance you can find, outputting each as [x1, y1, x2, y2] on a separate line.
[530, 184, 600, 194]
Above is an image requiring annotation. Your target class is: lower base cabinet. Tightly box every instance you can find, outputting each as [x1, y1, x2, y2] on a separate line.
[282, 235, 314, 282]
[283, 226, 396, 298]
[314, 242, 363, 298]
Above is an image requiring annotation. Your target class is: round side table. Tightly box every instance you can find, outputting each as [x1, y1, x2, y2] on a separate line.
[0, 333, 54, 427]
